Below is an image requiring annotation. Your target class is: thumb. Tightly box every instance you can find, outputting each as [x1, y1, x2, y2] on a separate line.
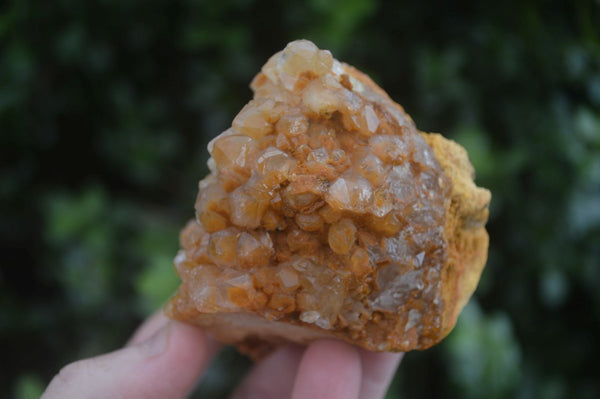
[42, 320, 219, 399]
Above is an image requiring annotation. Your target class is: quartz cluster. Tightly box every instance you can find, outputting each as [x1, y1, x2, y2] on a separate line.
[166, 40, 491, 356]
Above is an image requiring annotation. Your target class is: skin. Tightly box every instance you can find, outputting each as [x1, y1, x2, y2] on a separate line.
[41, 310, 403, 399]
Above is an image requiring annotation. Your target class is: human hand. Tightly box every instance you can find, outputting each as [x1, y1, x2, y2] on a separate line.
[42, 310, 402, 399]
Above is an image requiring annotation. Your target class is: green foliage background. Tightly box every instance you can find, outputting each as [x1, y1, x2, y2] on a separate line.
[1, 0, 599, 398]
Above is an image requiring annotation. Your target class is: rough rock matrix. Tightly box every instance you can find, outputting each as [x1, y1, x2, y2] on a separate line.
[166, 40, 491, 358]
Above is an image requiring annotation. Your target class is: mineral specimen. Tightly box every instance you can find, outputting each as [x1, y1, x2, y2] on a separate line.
[166, 40, 491, 358]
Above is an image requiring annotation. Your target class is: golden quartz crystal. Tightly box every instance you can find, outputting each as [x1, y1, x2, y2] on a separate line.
[166, 40, 491, 358]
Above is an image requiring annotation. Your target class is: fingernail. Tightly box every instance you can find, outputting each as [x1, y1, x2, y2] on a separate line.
[139, 322, 171, 358]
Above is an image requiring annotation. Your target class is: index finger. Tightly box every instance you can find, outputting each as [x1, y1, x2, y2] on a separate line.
[357, 349, 403, 399]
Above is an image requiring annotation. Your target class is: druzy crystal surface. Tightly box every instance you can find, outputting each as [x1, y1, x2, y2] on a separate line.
[167, 40, 491, 354]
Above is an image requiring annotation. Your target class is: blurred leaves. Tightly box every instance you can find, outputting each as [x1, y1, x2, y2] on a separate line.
[44, 185, 182, 314]
[446, 301, 521, 399]
[134, 224, 181, 314]
[45, 186, 115, 310]
[305, 0, 377, 51]
[13, 374, 44, 399]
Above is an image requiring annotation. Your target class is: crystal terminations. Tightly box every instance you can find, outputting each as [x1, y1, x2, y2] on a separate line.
[166, 40, 491, 358]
